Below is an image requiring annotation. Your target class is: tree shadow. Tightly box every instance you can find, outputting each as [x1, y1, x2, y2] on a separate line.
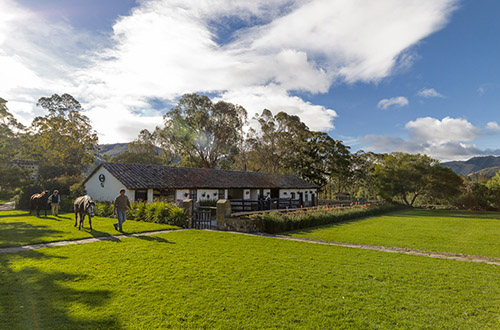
[0, 213, 31, 219]
[383, 209, 500, 220]
[133, 235, 175, 244]
[0, 250, 120, 329]
[0, 222, 68, 248]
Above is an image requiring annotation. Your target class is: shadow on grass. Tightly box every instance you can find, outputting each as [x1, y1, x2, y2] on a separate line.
[0, 250, 120, 329]
[133, 235, 175, 244]
[383, 208, 500, 220]
[0, 222, 68, 248]
[282, 215, 377, 236]
[0, 213, 31, 219]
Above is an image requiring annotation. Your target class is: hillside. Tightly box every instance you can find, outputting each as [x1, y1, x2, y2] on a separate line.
[442, 156, 500, 176]
[97, 143, 130, 158]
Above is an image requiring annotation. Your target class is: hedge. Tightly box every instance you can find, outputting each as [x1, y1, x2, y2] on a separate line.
[249, 203, 406, 234]
[94, 201, 187, 227]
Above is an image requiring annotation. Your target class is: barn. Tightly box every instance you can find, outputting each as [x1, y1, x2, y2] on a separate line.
[84, 162, 319, 207]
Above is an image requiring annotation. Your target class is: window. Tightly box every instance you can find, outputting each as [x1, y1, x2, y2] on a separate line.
[218, 189, 225, 199]
[135, 190, 147, 202]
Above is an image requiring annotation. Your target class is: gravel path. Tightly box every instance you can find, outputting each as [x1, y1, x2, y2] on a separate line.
[0, 229, 182, 254]
[1, 227, 500, 266]
[0, 202, 15, 211]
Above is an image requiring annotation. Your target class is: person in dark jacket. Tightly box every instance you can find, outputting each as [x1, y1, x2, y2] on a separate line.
[48, 190, 60, 216]
[113, 188, 131, 233]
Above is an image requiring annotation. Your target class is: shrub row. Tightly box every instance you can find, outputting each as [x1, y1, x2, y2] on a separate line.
[94, 201, 188, 227]
[249, 203, 406, 234]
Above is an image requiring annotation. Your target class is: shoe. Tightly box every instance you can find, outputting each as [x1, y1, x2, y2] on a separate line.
[113, 223, 118, 231]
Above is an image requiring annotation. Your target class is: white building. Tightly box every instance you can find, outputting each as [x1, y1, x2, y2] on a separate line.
[84, 162, 319, 207]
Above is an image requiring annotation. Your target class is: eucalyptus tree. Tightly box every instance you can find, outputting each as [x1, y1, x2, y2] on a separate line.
[157, 93, 247, 169]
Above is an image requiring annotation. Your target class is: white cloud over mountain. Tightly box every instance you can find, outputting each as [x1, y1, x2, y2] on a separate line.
[1, 0, 458, 143]
[363, 117, 500, 161]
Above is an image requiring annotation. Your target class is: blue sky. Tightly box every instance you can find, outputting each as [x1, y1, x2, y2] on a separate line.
[1, 0, 499, 160]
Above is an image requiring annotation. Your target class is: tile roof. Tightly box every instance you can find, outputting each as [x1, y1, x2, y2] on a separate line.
[85, 162, 319, 190]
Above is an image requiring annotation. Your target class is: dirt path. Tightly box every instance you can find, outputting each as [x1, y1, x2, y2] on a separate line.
[246, 232, 500, 266]
[2, 228, 500, 266]
[0, 229, 182, 254]
[0, 202, 15, 211]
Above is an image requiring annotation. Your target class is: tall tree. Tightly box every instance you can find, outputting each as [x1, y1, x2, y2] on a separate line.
[240, 109, 352, 188]
[374, 152, 462, 206]
[0, 98, 30, 194]
[157, 93, 247, 169]
[111, 129, 175, 165]
[28, 93, 98, 167]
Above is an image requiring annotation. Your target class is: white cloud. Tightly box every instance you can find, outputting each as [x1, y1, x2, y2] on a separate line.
[486, 122, 500, 131]
[1, 0, 458, 142]
[362, 116, 500, 160]
[405, 117, 480, 143]
[377, 96, 409, 110]
[417, 88, 444, 98]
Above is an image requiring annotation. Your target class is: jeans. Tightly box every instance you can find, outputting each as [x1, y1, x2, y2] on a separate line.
[115, 209, 126, 231]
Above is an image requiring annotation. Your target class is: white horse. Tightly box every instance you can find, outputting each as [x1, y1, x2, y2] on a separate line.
[74, 195, 95, 231]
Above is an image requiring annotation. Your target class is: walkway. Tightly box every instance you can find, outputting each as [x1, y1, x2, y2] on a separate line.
[1, 228, 500, 266]
[0, 229, 181, 254]
[0, 202, 15, 211]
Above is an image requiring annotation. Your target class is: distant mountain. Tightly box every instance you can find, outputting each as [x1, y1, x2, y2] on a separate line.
[466, 166, 500, 180]
[442, 156, 500, 176]
[97, 143, 130, 159]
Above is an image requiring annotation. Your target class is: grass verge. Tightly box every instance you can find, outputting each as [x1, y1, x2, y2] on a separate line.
[0, 210, 178, 248]
[0, 230, 499, 329]
[287, 208, 500, 258]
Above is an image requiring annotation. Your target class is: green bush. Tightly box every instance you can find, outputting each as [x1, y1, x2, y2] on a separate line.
[249, 204, 406, 234]
[168, 206, 188, 227]
[93, 200, 187, 227]
[95, 202, 114, 218]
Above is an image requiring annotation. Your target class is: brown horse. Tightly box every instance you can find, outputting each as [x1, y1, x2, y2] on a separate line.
[30, 190, 50, 217]
[74, 195, 95, 231]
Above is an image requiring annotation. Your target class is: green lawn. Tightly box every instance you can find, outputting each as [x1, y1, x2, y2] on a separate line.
[0, 230, 499, 329]
[0, 210, 178, 248]
[287, 209, 500, 258]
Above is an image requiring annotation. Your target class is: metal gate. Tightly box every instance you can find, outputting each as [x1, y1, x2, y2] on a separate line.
[192, 210, 211, 229]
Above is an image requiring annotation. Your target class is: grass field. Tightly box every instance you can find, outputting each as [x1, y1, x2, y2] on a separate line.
[287, 209, 500, 258]
[0, 211, 178, 248]
[1, 209, 500, 329]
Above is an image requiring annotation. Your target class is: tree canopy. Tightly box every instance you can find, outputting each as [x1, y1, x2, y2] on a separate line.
[28, 93, 99, 167]
[374, 153, 462, 206]
[157, 93, 247, 169]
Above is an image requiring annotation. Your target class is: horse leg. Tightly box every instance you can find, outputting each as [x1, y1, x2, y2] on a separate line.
[74, 210, 78, 227]
[79, 212, 84, 230]
[88, 215, 92, 232]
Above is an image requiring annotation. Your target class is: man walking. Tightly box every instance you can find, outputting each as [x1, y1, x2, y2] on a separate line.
[113, 188, 131, 233]
[48, 190, 60, 216]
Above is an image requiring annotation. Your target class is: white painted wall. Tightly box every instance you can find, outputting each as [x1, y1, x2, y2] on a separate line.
[84, 167, 134, 202]
[243, 189, 251, 200]
[176, 189, 189, 204]
[147, 189, 154, 203]
[250, 189, 259, 200]
[279, 188, 317, 199]
[197, 189, 218, 201]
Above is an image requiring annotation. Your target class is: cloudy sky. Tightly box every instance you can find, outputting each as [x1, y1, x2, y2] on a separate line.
[1, 0, 499, 160]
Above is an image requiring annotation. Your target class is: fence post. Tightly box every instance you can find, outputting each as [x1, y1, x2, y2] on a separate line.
[216, 200, 232, 230]
[182, 199, 193, 228]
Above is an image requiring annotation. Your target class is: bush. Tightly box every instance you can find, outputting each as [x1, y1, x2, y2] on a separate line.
[93, 200, 187, 227]
[168, 206, 188, 227]
[249, 203, 406, 234]
[95, 202, 114, 218]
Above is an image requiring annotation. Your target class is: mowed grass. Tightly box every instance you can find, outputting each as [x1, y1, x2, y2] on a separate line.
[0, 210, 178, 248]
[0, 230, 499, 329]
[287, 209, 500, 258]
